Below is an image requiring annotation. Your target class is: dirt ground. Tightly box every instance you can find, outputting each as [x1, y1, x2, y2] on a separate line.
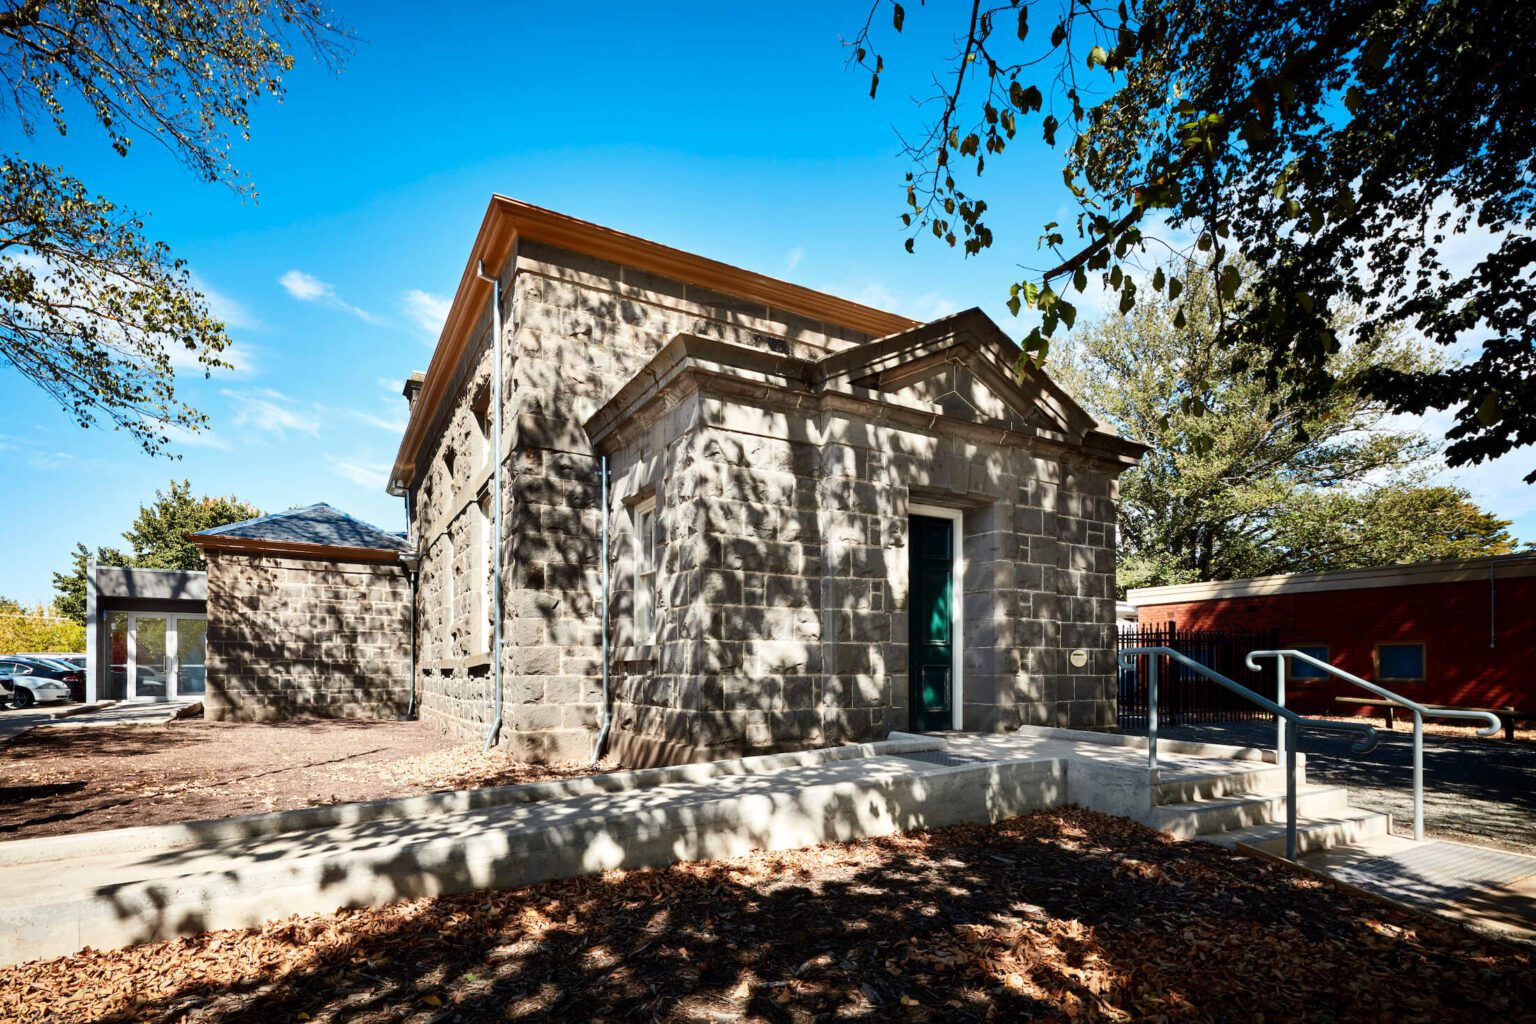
[0, 718, 609, 840]
[3, 807, 1529, 1024]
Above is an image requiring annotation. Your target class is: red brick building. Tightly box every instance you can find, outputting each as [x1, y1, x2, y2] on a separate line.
[1127, 554, 1536, 715]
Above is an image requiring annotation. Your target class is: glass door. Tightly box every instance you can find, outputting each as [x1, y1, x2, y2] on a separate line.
[121, 614, 207, 700]
[131, 616, 170, 699]
[176, 618, 207, 695]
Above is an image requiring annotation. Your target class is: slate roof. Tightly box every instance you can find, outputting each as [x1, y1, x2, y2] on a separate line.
[192, 503, 410, 553]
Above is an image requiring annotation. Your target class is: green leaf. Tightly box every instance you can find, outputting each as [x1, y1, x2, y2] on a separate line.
[1167, 277, 1182, 300]
[1059, 299, 1077, 330]
[1051, 22, 1066, 47]
[1017, 7, 1028, 40]
[892, 3, 904, 32]
[1344, 85, 1364, 114]
[1087, 45, 1108, 68]
[1219, 264, 1240, 301]
[1152, 267, 1166, 292]
[1477, 393, 1500, 425]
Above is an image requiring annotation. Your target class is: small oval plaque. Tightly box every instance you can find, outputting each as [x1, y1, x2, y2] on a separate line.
[1069, 648, 1089, 669]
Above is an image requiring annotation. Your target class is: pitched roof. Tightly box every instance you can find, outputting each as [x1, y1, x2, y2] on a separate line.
[389, 195, 919, 494]
[191, 503, 409, 559]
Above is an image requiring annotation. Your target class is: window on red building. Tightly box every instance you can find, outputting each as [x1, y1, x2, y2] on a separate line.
[1375, 642, 1426, 682]
[1289, 644, 1331, 679]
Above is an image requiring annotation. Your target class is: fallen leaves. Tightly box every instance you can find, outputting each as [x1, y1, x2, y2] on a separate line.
[1, 808, 1531, 1023]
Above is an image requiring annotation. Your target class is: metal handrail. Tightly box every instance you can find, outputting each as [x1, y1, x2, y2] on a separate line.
[1119, 646, 1379, 861]
[1246, 649, 1501, 842]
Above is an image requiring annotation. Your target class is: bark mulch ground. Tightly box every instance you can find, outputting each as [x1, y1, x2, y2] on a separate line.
[0, 719, 609, 840]
[3, 807, 1530, 1023]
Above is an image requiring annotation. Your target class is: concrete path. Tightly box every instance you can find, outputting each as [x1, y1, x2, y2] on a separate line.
[0, 706, 60, 744]
[42, 699, 202, 730]
[0, 728, 1282, 966]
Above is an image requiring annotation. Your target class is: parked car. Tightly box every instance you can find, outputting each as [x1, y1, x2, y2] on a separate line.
[16, 652, 85, 671]
[0, 656, 79, 707]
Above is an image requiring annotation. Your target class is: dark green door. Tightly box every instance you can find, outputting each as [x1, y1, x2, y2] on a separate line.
[909, 514, 955, 731]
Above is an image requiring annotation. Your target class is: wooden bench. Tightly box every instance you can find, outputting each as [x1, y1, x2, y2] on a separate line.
[1333, 696, 1532, 740]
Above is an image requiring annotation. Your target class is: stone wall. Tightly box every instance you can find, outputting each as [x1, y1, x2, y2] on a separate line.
[409, 239, 868, 760]
[598, 378, 1120, 767]
[204, 551, 410, 721]
[407, 236, 1126, 765]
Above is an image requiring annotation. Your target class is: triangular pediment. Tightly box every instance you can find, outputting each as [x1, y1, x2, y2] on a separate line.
[813, 308, 1100, 439]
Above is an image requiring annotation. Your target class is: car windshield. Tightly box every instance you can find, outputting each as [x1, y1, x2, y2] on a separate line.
[34, 658, 77, 673]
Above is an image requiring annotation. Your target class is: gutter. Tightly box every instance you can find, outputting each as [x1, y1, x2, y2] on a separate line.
[476, 259, 506, 753]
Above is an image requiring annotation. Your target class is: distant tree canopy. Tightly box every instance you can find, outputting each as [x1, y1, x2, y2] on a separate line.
[52, 481, 261, 623]
[850, 0, 1536, 481]
[0, 599, 85, 655]
[0, 1, 347, 454]
[1047, 263, 1518, 592]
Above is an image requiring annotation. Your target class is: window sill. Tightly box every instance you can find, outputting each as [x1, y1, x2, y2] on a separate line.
[616, 643, 656, 665]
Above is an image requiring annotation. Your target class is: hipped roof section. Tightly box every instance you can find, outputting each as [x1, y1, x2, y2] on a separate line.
[388, 196, 920, 493]
[585, 308, 1148, 469]
[190, 503, 410, 563]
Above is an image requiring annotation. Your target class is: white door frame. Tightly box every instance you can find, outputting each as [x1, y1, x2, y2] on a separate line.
[909, 503, 965, 730]
[125, 612, 207, 701]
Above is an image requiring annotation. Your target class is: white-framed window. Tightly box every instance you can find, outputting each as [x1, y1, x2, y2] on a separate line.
[443, 532, 456, 656]
[633, 497, 658, 645]
[471, 386, 491, 471]
[477, 491, 493, 654]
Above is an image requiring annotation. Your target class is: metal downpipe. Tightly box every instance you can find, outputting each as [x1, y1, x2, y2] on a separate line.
[591, 454, 612, 763]
[477, 259, 505, 754]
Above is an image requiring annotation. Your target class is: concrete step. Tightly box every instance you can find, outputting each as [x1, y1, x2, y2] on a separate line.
[1147, 785, 1351, 839]
[1203, 808, 1393, 858]
[1153, 763, 1300, 805]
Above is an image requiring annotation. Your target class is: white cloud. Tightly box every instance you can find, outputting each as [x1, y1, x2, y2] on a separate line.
[401, 288, 452, 343]
[193, 275, 262, 333]
[326, 455, 391, 490]
[279, 269, 387, 325]
[785, 247, 806, 273]
[152, 419, 231, 452]
[352, 408, 409, 433]
[847, 280, 961, 323]
[222, 387, 322, 440]
[279, 270, 329, 302]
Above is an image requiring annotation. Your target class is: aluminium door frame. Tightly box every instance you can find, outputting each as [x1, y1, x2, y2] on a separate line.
[124, 612, 208, 701]
[909, 503, 964, 731]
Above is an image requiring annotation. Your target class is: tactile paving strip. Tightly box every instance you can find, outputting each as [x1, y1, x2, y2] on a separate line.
[1329, 841, 1536, 905]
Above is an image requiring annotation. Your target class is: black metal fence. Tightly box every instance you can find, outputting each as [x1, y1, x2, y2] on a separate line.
[1117, 623, 1280, 732]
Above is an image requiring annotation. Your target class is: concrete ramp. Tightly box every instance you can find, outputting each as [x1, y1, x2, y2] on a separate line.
[0, 736, 1066, 965]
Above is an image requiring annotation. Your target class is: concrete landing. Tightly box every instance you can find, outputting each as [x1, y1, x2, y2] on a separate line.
[1301, 836, 1536, 941]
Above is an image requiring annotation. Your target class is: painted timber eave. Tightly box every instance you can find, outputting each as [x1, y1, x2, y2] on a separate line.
[387, 195, 921, 493]
[1128, 551, 1536, 605]
[188, 533, 407, 565]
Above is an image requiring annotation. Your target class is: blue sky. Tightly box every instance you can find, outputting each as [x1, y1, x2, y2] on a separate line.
[1, 2, 1531, 603]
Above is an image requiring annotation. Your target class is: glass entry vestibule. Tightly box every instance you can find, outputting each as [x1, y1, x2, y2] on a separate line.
[107, 612, 208, 700]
